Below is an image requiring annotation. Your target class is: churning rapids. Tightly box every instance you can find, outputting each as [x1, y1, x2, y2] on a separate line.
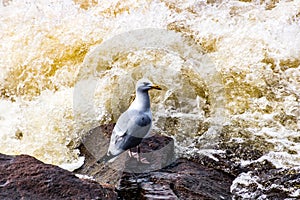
[0, 0, 299, 198]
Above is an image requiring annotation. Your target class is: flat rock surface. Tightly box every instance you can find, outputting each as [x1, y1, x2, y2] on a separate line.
[0, 153, 117, 200]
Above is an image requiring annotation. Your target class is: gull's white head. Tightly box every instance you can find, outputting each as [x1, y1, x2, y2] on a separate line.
[136, 78, 162, 92]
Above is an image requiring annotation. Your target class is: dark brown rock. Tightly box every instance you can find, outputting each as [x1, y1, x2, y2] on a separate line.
[74, 124, 125, 185]
[231, 163, 300, 199]
[75, 124, 234, 200]
[75, 124, 176, 183]
[119, 133, 176, 174]
[0, 153, 117, 200]
[75, 139, 123, 185]
[118, 158, 234, 200]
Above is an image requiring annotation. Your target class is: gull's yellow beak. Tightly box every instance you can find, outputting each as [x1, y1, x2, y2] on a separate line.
[150, 85, 162, 90]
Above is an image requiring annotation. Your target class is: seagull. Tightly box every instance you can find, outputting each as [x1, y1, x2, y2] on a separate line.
[97, 78, 162, 164]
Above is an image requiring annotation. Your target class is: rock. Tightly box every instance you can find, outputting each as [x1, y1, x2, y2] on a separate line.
[75, 124, 176, 183]
[1, 121, 296, 199]
[118, 158, 234, 200]
[75, 139, 124, 185]
[118, 133, 176, 174]
[231, 163, 300, 199]
[0, 153, 117, 200]
[75, 124, 126, 185]
[76, 124, 234, 200]
[193, 149, 300, 199]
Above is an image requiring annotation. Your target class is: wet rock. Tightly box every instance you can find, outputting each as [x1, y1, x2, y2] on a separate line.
[195, 150, 300, 199]
[0, 153, 117, 200]
[231, 164, 300, 199]
[76, 124, 235, 200]
[118, 133, 176, 174]
[75, 124, 176, 183]
[118, 158, 234, 200]
[75, 139, 123, 185]
[75, 124, 123, 185]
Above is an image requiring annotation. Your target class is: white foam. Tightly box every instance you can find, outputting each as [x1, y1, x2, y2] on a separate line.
[0, 0, 299, 178]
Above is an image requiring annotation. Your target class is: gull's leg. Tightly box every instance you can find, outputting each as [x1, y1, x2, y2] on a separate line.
[136, 145, 150, 164]
[137, 145, 140, 162]
[128, 148, 139, 158]
[128, 146, 149, 163]
[128, 148, 132, 158]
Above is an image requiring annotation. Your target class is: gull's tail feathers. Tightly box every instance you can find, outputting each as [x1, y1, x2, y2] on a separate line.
[97, 153, 117, 164]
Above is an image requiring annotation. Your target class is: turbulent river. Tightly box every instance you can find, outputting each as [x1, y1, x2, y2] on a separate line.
[0, 0, 299, 198]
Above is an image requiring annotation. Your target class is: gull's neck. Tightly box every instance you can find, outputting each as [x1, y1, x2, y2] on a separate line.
[130, 90, 151, 112]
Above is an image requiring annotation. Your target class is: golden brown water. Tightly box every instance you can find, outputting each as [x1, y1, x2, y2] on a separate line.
[0, 0, 299, 196]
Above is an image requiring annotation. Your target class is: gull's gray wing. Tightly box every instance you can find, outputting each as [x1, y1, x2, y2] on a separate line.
[107, 109, 152, 156]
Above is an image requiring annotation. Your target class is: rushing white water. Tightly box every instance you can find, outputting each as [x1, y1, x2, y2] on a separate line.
[0, 0, 299, 197]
